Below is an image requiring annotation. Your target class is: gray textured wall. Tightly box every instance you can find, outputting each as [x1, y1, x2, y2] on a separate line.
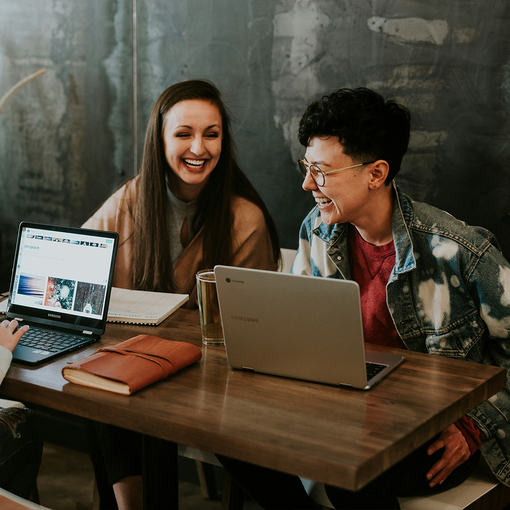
[1, 0, 509, 288]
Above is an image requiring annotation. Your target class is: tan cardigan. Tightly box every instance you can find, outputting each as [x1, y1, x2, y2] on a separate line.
[83, 178, 277, 306]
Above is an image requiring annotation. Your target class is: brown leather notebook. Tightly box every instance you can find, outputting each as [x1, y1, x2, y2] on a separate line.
[62, 334, 202, 395]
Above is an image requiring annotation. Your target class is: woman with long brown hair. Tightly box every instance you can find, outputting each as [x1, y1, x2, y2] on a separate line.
[84, 79, 280, 510]
[84, 79, 280, 303]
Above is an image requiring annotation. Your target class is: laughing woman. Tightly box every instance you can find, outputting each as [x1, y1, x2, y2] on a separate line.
[83, 79, 280, 510]
[83, 79, 280, 306]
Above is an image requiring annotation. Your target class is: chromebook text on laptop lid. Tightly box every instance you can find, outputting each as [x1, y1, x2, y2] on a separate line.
[214, 266, 405, 390]
[7, 222, 118, 365]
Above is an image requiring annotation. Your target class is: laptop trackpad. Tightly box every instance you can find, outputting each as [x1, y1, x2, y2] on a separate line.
[12, 344, 48, 364]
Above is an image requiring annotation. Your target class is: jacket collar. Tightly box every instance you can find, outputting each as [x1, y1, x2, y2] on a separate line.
[391, 183, 416, 275]
[312, 182, 417, 274]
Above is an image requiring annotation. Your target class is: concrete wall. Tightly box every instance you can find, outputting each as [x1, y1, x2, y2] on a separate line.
[1, 0, 509, 287]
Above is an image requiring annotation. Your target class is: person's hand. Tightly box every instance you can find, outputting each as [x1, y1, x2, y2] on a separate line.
[0, 319, 29, 352]
[426, 424, 471, 487]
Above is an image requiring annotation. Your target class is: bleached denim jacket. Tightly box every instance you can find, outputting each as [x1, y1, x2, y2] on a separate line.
[292, 183, 510, 485]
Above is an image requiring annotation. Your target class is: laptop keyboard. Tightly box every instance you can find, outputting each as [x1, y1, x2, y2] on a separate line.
[18, 327, 87, 353]
[366, 362, 387, 380]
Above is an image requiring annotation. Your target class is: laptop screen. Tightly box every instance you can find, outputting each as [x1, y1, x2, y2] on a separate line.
[7, 222, 118, 333]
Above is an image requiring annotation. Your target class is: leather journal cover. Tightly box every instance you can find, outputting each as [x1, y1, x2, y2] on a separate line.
[62, 334, 202, 395]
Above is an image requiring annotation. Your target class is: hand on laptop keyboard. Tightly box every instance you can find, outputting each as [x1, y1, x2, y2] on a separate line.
[0, 319, 29, 352]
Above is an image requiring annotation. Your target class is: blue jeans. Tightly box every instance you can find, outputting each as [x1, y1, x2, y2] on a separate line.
[0, 406, 43, 499]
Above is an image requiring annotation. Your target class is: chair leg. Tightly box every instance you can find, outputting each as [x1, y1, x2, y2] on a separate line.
[195, 460, 218, 499]
[222, 471, 244, 510]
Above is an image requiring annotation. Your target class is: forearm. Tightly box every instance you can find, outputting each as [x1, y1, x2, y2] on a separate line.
[0, 345, 13, 386]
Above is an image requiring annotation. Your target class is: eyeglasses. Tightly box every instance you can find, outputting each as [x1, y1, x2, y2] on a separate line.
[297, 159, 376, 187]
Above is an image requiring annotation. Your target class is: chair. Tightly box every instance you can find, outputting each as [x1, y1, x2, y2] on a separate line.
[0, 397, 25, 409]
[279, 248, 297, 273]
[398, 457, 510, 510]
[178, 445, 223, 499]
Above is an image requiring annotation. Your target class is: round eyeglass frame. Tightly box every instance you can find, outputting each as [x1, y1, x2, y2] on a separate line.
[297, 159, 376, 187]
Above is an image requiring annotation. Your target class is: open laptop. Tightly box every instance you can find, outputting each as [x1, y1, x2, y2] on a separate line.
[214, 266, 405, 390]
[6, 222, 118, 364]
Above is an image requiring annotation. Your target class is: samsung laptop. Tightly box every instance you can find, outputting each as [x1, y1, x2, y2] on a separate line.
[214, 266, 405, 390]
[6, 222, 118, 364]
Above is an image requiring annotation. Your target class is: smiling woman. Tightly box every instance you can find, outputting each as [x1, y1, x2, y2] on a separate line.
[163, 99, 223, 201]
[82, 79, 281, 510]
[83, 79, 280, 302]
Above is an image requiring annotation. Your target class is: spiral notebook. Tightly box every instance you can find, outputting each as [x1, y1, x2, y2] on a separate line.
[107, 288, 189, 325]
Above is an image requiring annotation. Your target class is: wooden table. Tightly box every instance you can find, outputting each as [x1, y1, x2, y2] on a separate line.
[0, 309, 506, 506]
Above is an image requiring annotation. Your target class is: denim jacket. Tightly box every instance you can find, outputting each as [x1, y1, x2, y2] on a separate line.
[292, 184, 510, 485]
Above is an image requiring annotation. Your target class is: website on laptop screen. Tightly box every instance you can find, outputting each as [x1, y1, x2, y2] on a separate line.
[10, 226, 116, 320]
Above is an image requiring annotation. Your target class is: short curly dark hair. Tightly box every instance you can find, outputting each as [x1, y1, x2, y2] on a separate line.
[298, 88, 411, 183]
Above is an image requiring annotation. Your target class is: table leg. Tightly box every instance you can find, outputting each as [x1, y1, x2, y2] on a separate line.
[142, 435, 178, 510]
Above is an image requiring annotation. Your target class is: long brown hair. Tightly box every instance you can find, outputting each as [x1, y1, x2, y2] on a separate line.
[132, 79, 280, 291]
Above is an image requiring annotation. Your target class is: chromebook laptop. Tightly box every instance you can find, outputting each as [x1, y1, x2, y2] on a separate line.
[214, 266, 405, 390]
[6, 222, 118, 365]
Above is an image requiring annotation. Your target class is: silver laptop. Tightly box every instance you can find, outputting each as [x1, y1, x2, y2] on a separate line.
[6, 222, 118, 365]
[214, 266, 405, 390]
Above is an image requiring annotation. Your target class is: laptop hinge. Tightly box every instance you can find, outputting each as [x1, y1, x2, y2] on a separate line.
[82, 330, 93, 335]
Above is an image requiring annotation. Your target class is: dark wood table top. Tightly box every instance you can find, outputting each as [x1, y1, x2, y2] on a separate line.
[0, 309, 505, 491]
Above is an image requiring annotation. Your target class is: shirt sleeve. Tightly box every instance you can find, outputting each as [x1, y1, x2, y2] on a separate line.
[455, 415, 484, 455]
[0, 345, 13, 386]
[466, 241, 510, 440]
[230, 198, 277, 272]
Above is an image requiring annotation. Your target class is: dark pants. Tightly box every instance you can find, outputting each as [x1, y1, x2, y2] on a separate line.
[325, 439, 480, 509]
[87, 421, 142, 510]
[218, 435, 480, 510]
[218, 454, 320, 510]
[0, 407, 43, 499]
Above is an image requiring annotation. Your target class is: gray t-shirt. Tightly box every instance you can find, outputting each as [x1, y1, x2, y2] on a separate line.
[167, 187, 198, 265]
